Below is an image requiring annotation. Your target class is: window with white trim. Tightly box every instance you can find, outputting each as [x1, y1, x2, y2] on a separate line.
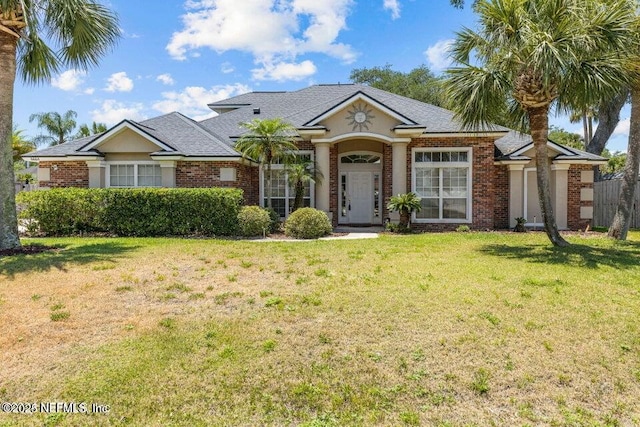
[263, 152, 314, 218]
[413, 148, 472, 222]
[108, 163, 162, 187]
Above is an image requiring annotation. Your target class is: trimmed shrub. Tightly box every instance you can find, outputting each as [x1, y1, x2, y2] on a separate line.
[18, 187, 243, 236]
[238, 206, 271, 237]
[284, 207, 332, 239]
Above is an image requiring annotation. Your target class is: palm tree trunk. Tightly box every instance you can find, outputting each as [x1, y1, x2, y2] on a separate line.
[293, 181, 304, 212]
[529, 106, 569, 247]
[0, 31, 21, 250]
[265, 162, 272, 208]
[582, 114, 589, 146]
[608, 86, 640, 240]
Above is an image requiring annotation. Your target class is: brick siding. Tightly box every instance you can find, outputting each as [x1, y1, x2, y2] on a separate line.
[37, 161, 89, 188]
[568, 164, 593, 230]
[406, 137, 497, 231]
[176, 161, 259, 205]
[493, 165, 510, 229]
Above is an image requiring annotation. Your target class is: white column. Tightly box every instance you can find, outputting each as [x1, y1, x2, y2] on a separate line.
[551, 163, 569, 229]
[315, 142, 331, 212]
[159, 161, 177, 188]
[391, 142, 408, 196]
[508, 164, 525, 228]
[86, 160, 106, 188]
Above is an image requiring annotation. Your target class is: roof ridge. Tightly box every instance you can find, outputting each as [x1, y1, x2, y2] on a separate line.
[173, 112, 239, 156]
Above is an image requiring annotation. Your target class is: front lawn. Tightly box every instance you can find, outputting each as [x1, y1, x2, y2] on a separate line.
[1, 232, 639, 426]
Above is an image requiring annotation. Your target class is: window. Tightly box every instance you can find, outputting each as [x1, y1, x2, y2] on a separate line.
[262, 152, 314, 218]
[413, 148, 471, 222]
[109, 163, 162, 187]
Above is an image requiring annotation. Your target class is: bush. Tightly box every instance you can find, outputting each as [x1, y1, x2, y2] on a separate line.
[17, 188, 243, 236]
[263, 207, 281, 233]
[455, 225, 471, 232]
[284, 207, 332, 239]
[238, 206, 271, 237]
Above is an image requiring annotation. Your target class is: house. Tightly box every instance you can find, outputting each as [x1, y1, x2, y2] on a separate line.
[23, 84, 605, 230]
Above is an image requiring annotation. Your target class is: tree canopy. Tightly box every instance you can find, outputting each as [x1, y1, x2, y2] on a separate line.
[349, 64, 447, 107]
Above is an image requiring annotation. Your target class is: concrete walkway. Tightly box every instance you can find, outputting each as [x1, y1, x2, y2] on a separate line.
[253, 227, 382, 242]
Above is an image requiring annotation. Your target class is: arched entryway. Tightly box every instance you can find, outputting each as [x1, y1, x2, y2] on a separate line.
[338, 151, 383, 225]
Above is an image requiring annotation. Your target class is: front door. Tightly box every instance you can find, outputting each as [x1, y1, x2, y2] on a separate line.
[348, 171, 373, 224]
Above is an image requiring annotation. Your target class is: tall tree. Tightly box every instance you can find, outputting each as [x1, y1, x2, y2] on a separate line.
[350, 64, 446, 107]
[445, 0, 635, 247]
[608, 87, 640, 240]
[548, 126, 583, 150]
[76, 121, 107, 139]
[286, 158, 323, 212]
[11, 127, 35, 161]
[235, 118, 298, 209]
[29, 110, 77, 146]
[0, 1, 119, 250]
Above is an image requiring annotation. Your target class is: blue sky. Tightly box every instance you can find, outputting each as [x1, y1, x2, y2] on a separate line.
[13, 0, 631, 151]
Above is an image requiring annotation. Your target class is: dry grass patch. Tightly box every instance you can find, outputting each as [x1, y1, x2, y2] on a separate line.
[0, 233, 639, 426]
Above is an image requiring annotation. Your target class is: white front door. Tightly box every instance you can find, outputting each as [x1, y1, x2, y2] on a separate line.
[348, 172, 373, 223]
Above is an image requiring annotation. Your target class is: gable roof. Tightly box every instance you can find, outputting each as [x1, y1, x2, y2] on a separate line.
[24, 84, 605, 164]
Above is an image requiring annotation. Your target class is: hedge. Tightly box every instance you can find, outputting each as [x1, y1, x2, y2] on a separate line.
[17, 188, 244, 236]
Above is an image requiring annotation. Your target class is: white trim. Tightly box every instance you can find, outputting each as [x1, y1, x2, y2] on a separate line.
[297, 128, 327, 136]
[26, 156, 104, 162]
[312, 132, 411, 145]
[338, 151, 384, 225]
[553, 159, 607, 165]
[510, 140, 573, 157]
[79, 121, 175, 152]
[423, 132, 508, 138]
[305, 92, 414, 126]
[411, 147, 473, 224]
[149, 155, 245, 162]
[105, 161, 162, 188]
[393, 127, 427, 137]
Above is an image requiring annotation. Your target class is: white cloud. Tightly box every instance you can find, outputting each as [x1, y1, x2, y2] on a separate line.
[156, 73, 175, 85]
[91, 100, 146, 125]
[613, 118, 630, 137]
[424, 39, 454, 72]
[252, 60, 317, 82]
[152, 83, 251, 120]
[383, 0, 400, 19]
[52, 70, 87, 91]
[84, 87, 95, 95]
[221, 62, 234, 74]
[166, 0, 356, 81]
[105, 72, 134, 92]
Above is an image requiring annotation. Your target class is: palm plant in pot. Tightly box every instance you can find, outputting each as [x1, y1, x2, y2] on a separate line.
[387, 192, 422, 232]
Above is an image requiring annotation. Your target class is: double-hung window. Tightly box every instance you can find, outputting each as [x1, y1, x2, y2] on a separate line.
[108, 162, 162, 187]
[262, 152, 314, 218]
[413, 148, 472, 222]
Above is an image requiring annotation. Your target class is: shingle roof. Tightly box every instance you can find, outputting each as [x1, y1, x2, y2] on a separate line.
[24, 84, 603, 163]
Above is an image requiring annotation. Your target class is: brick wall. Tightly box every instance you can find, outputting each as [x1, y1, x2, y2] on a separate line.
[176, 161, 259, 205]
[406, 137, 498, 231]
[37, 161, 89, 188]
[568, 164, 593, 230]
[493, 165, 510, 229]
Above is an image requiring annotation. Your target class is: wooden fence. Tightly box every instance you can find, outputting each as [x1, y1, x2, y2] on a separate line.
[593, 179, 640, 228]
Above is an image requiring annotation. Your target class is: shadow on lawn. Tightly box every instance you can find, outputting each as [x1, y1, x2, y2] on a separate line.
[480, 241, 640, 270]
[0, 241, 140, 278]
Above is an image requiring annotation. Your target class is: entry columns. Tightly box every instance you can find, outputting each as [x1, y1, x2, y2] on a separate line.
[315, 142, 331, 213]
[391, 142, 408, 195]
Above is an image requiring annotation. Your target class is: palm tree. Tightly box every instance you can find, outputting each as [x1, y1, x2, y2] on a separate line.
[286, 158, 323, 212]
[76, 121, 108, 139]
[387, 192, 422, 231]
[29, 110, 78, 146]
[235, 118, 298, 209]
[445, 0, 635, 247]
[11, 127, 34, 161]
[0, 1, 119, 250]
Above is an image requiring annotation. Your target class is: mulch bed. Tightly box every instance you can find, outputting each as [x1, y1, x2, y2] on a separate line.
[0, 245, 59, 257]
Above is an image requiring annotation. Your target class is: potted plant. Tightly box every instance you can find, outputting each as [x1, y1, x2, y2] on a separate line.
[514, 217, 527, 233]
[387, 192, 422, 232]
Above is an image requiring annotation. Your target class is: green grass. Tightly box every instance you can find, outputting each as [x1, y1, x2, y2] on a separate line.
[1, 232, 640, 426]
